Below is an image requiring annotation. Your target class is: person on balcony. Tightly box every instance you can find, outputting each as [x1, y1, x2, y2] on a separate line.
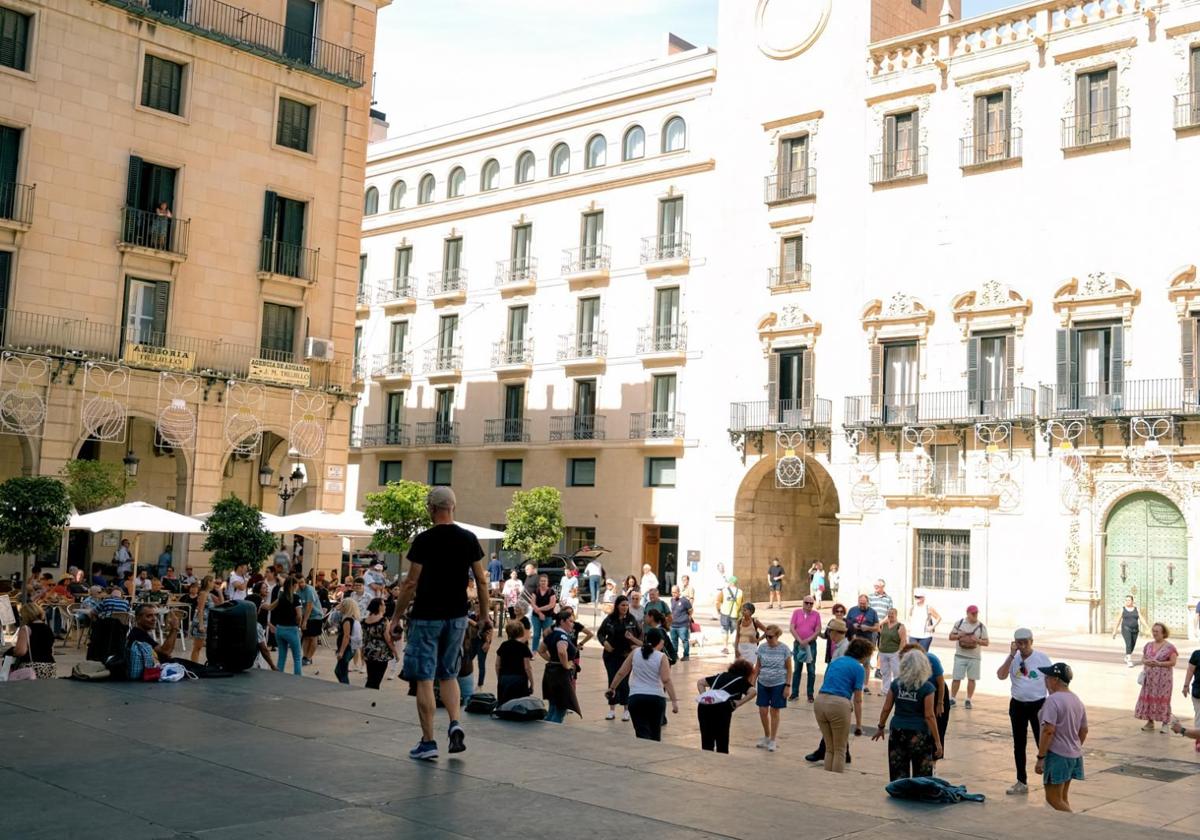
[153, 201, 172, 250]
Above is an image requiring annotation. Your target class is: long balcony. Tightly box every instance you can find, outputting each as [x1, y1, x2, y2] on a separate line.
[764, 168, 816, 204]
[562, 244, 611, 287]
[101, 0, 366, 86]
[492, 338, 534, 374]
[1061, 106, 1130, 151]
[640, 233, 691, 273]
[1175, 92, 1200, 131]
[259, 238, 318, 284]
[869, 148, 928, 185]
[844, 387, 1036, 427]
[423, 347, 463, 381]
[630, 412, 686, 441]
[484, 418, 531, 445]
[495, 257, 537, 293]
[427, 268, 467, 303]
[767, 265, 811, 292]
[959, 127, 1023, 169]
[550, 414, 606, 442]
[361, 423, 412, 448]
[371, 351, 412, 381]
[415, 420, 460, 446]
[728, 398, 833, 433]
[119, 206, 190, 259]
[1039, 379, 1200, 419]
[0, 182, 35, 229]
[557, 332, 607, 370]
[377, 278, 416, 311]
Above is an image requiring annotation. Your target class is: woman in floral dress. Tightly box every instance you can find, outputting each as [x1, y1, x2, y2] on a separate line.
[1134, 621, 1178, 733]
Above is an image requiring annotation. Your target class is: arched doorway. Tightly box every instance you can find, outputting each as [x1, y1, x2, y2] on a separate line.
[1104, 492, 1189, 635]
[734, 456, 839, 605]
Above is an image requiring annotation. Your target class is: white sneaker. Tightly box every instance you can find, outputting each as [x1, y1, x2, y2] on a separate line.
[621, 710, 630, 722]
[767, 740, 778, 752]
[964, 699, 973, 710]
[1161, 723, 1171, 734]
[756, 737, 770, 749]
[1005, 782, 1028, 796]
[605, 711, 615, 721]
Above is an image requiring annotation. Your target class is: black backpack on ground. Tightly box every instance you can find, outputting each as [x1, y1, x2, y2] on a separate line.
[492, 696, 546, 722]
[465, 692, 496, 714]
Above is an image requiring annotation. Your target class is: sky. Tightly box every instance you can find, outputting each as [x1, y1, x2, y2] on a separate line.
[372, 0, 1018, 137]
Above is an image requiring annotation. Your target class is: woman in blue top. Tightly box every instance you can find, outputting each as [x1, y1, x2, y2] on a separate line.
[873, 649, 942, 780]
[813, 637, 874, 773]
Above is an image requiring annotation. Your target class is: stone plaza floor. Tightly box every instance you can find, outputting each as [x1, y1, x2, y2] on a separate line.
[3, 605, 1200, 838]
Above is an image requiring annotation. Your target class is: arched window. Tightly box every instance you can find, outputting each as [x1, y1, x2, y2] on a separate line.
[447, 166, 466, 198]
[662, 116, 687, 152]
[585, 135, 607, 169]
[480, 159, 500, 191]
[516, 151, 536, 184]
[363, 187, 378, 215]
[418, 174, 435, 204]
[550, 143, 570, 176]
[622, 125, 645, 161]
[389, 180, 406, 210]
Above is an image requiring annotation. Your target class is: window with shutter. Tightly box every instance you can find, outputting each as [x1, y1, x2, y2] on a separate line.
[141, 55, 184, 115]
[0, 249, 7, 344]
[0, 125, 20, 221]
[780, 236, 804, 285]
[511, 224, 531, 272]
[276, 98, 312, 152]
[260, 302, 297, 358]
[122, 277, 168, 349]
[0, 7, 30, 72]
[1191, 48, 1200, 123]
[1182, 318, 1196, 399]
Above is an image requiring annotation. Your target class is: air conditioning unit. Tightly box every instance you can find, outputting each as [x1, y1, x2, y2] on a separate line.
[304, 337, 335, 362]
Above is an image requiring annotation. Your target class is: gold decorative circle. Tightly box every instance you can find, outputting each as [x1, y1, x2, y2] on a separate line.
[755, 0, 832, 60]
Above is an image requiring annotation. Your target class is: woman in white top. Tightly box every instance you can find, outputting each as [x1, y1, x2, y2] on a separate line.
[907, 589, 940, 652]
[608, 628, 678, 741]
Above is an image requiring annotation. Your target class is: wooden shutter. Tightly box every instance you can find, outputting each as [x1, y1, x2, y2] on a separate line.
[767, 351, 780, 415]
[910, 109, 920, 172]
[883, 114, 896, 177]
[0, 125, 19, 188]
[966, 335, 980, 406]
[0, 8, 29, 72]
[125, 156, 144, 209]
[151, 281, 170, 345]
[1105, 67, 1118, 134]
[147, 164, 175, 211]
[0, 249, 10, 343]
[1075, 73, 1090, 144]
[1109, 323, 1124, 403]
[281, 198, 304, 246]
[1182, 318, 1196, 390]
[1004, 332, 1016, 401]
[1000, 88, 1012, 155]
[973, 95, 987, 164]
[800, 348, 814, 420]
[261, 191, 277, 240]
[1055, 329, 1071, 409]
[869, 342, 883, 421]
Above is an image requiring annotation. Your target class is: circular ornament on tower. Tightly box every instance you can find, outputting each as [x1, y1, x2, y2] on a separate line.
[755, 0, 832, 60]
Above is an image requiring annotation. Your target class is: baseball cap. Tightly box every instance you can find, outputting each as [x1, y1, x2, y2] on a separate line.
[966, 605, 979, 614]
[427, 486, 456, 509]
[371, 563, 383, 571]
[826, 617, 847, 634]
[1013, 627, 1033, 641]
[727, 575, 738, 584]
[1037, 662, 1073, 684]
[913, 589, 927, 599]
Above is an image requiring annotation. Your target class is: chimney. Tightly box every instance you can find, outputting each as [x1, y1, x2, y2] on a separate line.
[369, 108, 389, 144]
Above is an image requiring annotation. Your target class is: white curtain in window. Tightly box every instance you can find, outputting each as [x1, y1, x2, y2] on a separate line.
[885, 344, 917, 399]
[663, 117, 686, 152]
[980, 337, 1006, 398]
[1079, 330, 1104, 394]
[623, 126, 645, 160]
[551, 144, 570, 176]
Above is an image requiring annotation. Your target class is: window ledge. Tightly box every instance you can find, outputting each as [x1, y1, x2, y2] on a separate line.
[1061, 137, 1131, 157]
[0, 215, 32, 234]
[117, 241, 186, 263]
[0, 64, 35, 84]
[870, 174, 928, 191]
[270, 142, 317, 162]
[770, 282, 811, 295]
[1174, 123, 1200, 138]
[960, 156, 1022, 175]
[134, 102, 190, 126]
[765, 192, 817, 207]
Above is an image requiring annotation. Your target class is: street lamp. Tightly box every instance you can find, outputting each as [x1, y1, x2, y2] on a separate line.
[276, 460, 306, 550]
[122, 450, 140, 478]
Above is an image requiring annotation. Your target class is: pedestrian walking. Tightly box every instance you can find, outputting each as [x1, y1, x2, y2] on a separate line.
[264, 575, 303, 676]
[334, 597, 361, 684]
[1185, 645, 1200, 751]
[389, 486, 492, 761]
[1035, 662, 1088, 812]
[598, 595, 642, 721]
[949, 605, 989, 709]
[877, 608, 907, 696]
[996, 627, 1052, 795]
[867, 579, 894, 679]
[495, 620, 534, 704]
[362, 597, 398, 689]
[1111, 595, 1146, 667]
[907, 589, 940, 652]
[607, 628, 679, 741]
[717, 576, 744, 654]
[807, 561, 825, 601]
[872, 647, 941, 780]
[696, 659, 757, 753]
[669, 585, 693, 660]
[486, 553, 503, 594]
[753, 624, 792, 751]
[788, 595, 821, 702]
[828, 563, 839, 602]
[1135, 622, 1178, 733]
[767, 558, 785, 610]
[813, 637, 874, 773]
[539, 610, 582, 723]
[735, 602, 766, 664]
[527, 574, 557, 654]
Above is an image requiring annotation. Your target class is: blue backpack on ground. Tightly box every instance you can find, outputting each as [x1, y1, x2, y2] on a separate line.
[885, 777, 985, 804]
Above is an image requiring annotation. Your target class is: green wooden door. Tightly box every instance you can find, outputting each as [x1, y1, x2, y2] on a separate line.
[1104, 492, 1189, 635]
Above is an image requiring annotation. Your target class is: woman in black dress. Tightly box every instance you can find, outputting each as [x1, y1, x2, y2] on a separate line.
[598, 595, 642, 722]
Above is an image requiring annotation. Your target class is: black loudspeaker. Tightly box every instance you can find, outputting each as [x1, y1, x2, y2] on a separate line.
[206, 600, 258, 673]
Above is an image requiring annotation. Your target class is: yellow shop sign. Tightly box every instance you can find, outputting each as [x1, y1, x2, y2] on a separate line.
[248, 358, 311, 387]
[124, 342, 195, 372]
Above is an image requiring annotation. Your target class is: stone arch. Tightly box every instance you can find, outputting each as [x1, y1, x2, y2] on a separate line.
[217, 429, 318, 516]
[0, 432, 36, 480]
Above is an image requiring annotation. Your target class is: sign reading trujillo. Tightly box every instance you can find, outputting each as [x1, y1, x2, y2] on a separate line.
[248, 358, 311, 388]
[124, 342, 195, 372]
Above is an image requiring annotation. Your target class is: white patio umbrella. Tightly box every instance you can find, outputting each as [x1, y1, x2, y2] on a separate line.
[456, 522, 505, 540]
[191, 509, 289, 533]
[68, 501, 207, 576]
[273, 509, 376, 538]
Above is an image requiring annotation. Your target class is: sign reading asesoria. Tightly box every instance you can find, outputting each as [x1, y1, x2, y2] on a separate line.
[248, 358, 311, 388]
[124, 343, 195, 372]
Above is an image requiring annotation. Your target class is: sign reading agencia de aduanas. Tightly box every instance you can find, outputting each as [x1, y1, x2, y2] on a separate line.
[124, 342, 196, 372]
[248, 358, 311, 387]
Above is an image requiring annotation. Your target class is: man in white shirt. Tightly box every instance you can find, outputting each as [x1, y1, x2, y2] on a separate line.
[584, 558, 604, 605]
[228, 563, 248, 602]
[996, 627, 1052, 796]
[639, 564, 658, 595]
[115, 539, 133, 578]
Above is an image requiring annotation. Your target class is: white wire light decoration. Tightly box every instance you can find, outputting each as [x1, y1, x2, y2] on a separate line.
[846, 429, 881, 512]
[1047, 419, 1087, 514]
[900, 426, 935, 495]
[289, 389, 328, 459]
[0, 352, 49, 438]
[80, 362, 130, 442]
[1125, 417, 1172, 481]
[224, 381, 266, 456]
[155, 372, 200, 450]
[774, 430, 807, 489]
[974, 422, 1021, 512]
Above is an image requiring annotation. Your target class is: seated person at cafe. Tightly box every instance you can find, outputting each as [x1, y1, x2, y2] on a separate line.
[162, 566, 181, 593]
[74, 586, 105, 629]
[98, 587, 131, 619]
[127, 604, 182, 680]
[143, 576, 169, 605]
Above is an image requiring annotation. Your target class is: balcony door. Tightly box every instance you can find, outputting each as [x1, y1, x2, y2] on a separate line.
[125, 156, 177, 248]
[0, 250, 9, 345]
[507, 305, 528, 343]
[0, 126, 20, 220]
[778, 134, 809, 197]
[283, 0, 317, 64]
[574, 378, 597, 439]
[930, 444, 961, 496]
[438, 314, 457, 366]
[882, 342, 918, 424]
[394, 246, 412, 290]
[581, 211, 603, 268]
[657, 197, 683, 255]
[434, 388, 453, 442]
[260, 302, 296, 360]
[576, 296, 600, 354]
[653, 286, 679, 348]
[652, 374, 676, 435]
[261, 191, 306, 277]
[389, 320, 407, 361]
[511, 224, 532, 277]
[385, 391, 404, 443]
[1076, 68, 1117, 144]
[504, 383, 524, 441]
[967, 331, 1014, 417]
[883, 110, 917, 179]
[443, 237, 462, 282]
[1056, 323, 1123, 413]
[122, 277, 168, 348]
[973, 90, 1010, 164]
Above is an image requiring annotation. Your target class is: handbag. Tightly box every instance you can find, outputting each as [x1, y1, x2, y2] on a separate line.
[793, 641, 812, 666]
[689, 620, 701, 634]
[142, 665, 162, 682]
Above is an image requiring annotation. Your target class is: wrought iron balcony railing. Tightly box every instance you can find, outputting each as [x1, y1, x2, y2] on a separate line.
[1061, 106, 1130, 149]
[637, 324, 687, 354]
[356, 287, 372, 307]
[630, 412, 686, 439]
[1039, 379, 1200, 418]
[550, 414, 606, 441]
[484, 418, 530, 444]
[0, 182, 35, 226]
[959, 127, 1023, 167]
[377, 278, 416, 305]
[416, 420, 459, 446]
[428, 268, 467, 296]
[259, 237, 318, 282]
[870, 147, 928, 184]
[764, 168, 816, 203]
[728, 398, 833, 432]
[361, 423, 411, 448]
[120, 206, 189, 256]
[372, 351, 412, 378]
[101, 0, 366, 86]
[843, 387, 1036, 426]
[423, 347, 462, 374]
[351, 356, 366, 381]
[640, 232, 690, 264]
[492, 338, 534, 367]
[562, 244, 611, 275]
[557, 332, 607, 361]
[495, 257, 537, 286]
[1175, 92, 1200, 130]
[767, 265, 811, 291]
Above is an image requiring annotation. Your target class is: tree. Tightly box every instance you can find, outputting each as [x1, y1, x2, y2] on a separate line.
[364, 479, 430, 556]
[61, 459, 130, 513]
[503, 486, 564, 565]
[200, 495, 276, 577]
[0, 477, 72, 602]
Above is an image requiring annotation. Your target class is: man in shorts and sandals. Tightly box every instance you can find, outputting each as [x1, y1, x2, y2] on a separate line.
[717, 576, 744, 655]
[391, 487, 491, 761]
[949, 605, 988, 709]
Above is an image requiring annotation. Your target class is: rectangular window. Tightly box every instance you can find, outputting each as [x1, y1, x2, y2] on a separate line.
[276, 97, 313, 152]
[1056, 322, 1123, 412]
[1074, 67, 1118, 145]
[122, 277, 169, 348]
[581, 210, 604, 268]
[141, 54, 184, 115]
[568, 458, 596, 487]
[779, 236, 804, 285]
[772, 347, 812, 424]
[507, 305, 528, 343]
[967, 331, 1014, 414]
[498, 459, 523, 487]
[917, 530, 971, 590]
[438, 314, 457, 362]
[883, 109, 918, 179]
[564, 526, 597, 554]
[971, 90, 1011, 164]
[283, 0, 317, 62]
[394, 246, 411, 286]
[428, 460, 452, 486]
[653, 286, 680, 332]
[511, 223, 532, 274]
[652, 374, 676, 418]
[435, 388, 454, 426]
[576, 296, 600, 352]
[0, 6, 31, 72]
[657, 196, 683, 256]
[646, 457, 677, 488]
[125, 157, 177, 214]
[260, 302, 297, 359]
[504, 383, 524, 422]
[0, 125, 19, 222]
[385, 391, 404, 429]
[777, 135, 809, 197]
[929, 444, 962, 495]
[573, 379, 598, 440]
[378, 460, 403, 485]
[0, 251, 10, 341]
[260, 191, 307, 277]
[443, 237, 462, 277]
[358, 253, 367, 293]
[882, 342, 918, 424]
[389, 321, 407, 356]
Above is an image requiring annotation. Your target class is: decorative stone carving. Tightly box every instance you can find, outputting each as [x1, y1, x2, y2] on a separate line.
[1051, 272, 1140, 327]
[756, 308, 820, 354]
[951, 281, 1032, 338]
[1065, 519, 1081, 587]
[1166, 264, 1200, 317]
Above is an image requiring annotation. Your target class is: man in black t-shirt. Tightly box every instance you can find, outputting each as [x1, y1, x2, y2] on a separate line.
[390, 486, 491, 761]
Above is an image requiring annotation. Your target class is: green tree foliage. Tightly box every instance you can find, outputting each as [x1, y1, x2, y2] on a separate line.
[61, 459, 130, 513]
[364, 479, 430, 556]
[0, 477, 72, 602]
[200, 495, 276, 577]
[503, 486, 564, 564]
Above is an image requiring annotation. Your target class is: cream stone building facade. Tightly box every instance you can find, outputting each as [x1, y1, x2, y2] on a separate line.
[0, 0, 385, 574]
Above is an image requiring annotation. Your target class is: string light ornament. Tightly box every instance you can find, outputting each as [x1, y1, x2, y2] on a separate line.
[155, 372, 199, 450]
[899, 426, 935, 495]
[81, 362, 130, 442]
[289, 390, 328, 459]
[846, 429, 880, 512]
[1047, 419, 1088, 514]
[974, 423, 1021, 512]
[774, 430, 806, 489]
[0, 353, 48, 438]
[1125, 417, 1172, 481]
[224, 381, 266, 456]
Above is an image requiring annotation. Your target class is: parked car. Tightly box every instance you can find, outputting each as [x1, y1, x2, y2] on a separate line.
[507, 546, 610, 602]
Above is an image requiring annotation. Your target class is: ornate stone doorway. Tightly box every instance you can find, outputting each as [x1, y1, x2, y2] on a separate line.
[1103, 492, 1188, 635]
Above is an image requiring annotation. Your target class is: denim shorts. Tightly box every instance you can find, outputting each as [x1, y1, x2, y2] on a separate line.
[1043, 752, 1085, 784]
[720, 613, 735, 633]
[404, 617, 468, 681]
[756, 683, 787, 708]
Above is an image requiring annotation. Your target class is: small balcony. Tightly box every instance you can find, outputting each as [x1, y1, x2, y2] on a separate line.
[630, 411, 686, 443]
[959, 127, 1023, 170]
[637, 324, 687, 365]
[640, 233, 691, 274]
[1061, 106, 1130, 151]
[1174, 92, 1200, 131]
[869, 148, 928, 185]
[416, 420, 460, 446]
[764, 168, 816, 204]
[844, 387, 1036, 427]
[1038, 379, 1200, 420]
[729, 398, 833, 433]
[0, 182, 35, 230]
[361, 423, 411, 448]
[427, 268, 467, 303]
[768, 265, 811, 292]
[484, 418, 531, 446]
[118, 206, 190, 260]
[423, 347, 463, 381]
[258, 237, 318, 285]
[355, 286, 372, 315]
[557, 332, 607, 371]
[492, 338, 534, 375]
[550, 414, 606, 442]
[351, 356, 366, 383]
[495, 257, 537, 294]
[377, 278, 416, 312]
[562, 244, 611, 288]
[371, 351, 412, 382]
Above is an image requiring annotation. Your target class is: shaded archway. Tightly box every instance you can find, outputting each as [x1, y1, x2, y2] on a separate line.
[734, 455, 840, 605]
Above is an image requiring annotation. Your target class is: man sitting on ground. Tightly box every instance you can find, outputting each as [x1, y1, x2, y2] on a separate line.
[127, 604, 181, 680]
